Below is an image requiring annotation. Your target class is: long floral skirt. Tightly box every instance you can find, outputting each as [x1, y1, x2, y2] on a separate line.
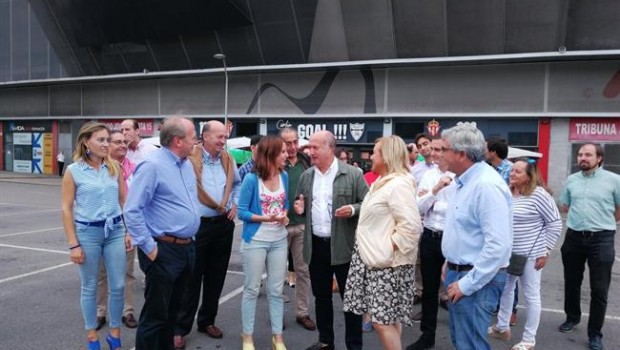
[343, 244, 416, 325]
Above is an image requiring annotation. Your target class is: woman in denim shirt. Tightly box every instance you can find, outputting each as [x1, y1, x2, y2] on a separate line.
[61, 122, 129, 350]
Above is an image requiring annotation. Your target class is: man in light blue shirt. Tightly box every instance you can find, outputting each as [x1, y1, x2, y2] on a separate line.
[558, 143, 620, 350]
[124, 117, 201, 350]
[174, 120, 241, 346]
[439, 122, 512, 350]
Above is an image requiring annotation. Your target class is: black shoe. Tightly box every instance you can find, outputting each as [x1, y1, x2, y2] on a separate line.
[406, 335, 435, 350]
[439, 299, 449, 311]
[413, 295, 422, 305]
[558, 320, 579, 333]
[122, 313, 138, 328]
[589, 335, 603, 350]
[304, 342, 335, 350]
[95, 316, 107, 331]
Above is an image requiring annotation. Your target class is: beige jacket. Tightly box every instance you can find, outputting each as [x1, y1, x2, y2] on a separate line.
[356, 173, 422, 268]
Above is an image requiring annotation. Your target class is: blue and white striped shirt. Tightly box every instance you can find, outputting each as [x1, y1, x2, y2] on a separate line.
[512, 186, 562, 258]
[67, 160, 121, 222]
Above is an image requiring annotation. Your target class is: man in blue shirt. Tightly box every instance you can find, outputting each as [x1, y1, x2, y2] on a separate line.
[238, 135, 262, 181]
[174, 120, 241, 347]
[558, 143, 620, 350]
[124, 117, 201, 350]
[439, 122, 512, 350]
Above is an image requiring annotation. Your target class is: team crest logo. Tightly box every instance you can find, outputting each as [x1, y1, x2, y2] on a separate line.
[349, 123, 365, 142]
[427, 119, 441, 137]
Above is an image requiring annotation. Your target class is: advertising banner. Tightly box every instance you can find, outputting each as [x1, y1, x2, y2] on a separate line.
[569, 118, 620, 142]
[267, 118, 383, 143]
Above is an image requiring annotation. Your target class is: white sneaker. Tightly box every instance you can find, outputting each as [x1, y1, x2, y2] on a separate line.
[511, 341, 535, 350]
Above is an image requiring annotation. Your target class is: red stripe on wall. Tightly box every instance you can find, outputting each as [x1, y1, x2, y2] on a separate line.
[538, 118, 551, 182]
[52, 121, 59, 175]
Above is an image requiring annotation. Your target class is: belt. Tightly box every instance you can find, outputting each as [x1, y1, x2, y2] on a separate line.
[312, 235, 331, 242]
[568, 228, 614, 237]
[75, 215, 122, 228]
[155, 235, 192, 245]
[447, 262, 473, 272]
[201, 215, 228, 223]
[423, 227, 443, 238]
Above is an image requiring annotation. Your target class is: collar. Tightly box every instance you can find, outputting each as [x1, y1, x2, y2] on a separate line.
[162, 147, 185, 165]
[316, 157, 338, 176]
[455, 162, 484, 189]
[78, 159, 109, 171]
[581, 166, 601, 178]
[203, 148, 222, 164]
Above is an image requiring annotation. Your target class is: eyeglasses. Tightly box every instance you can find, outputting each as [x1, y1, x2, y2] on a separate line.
[110, 140, 129, 145]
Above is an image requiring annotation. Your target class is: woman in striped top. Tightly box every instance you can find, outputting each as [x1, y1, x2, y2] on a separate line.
[488, 158, 562, 350]
[61, 122, 128, 350]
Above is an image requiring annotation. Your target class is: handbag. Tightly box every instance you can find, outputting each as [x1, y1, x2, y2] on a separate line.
[506, 229, 543, 276]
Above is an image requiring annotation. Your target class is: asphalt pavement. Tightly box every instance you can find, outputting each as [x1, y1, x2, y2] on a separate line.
[0, 172, 619, 350]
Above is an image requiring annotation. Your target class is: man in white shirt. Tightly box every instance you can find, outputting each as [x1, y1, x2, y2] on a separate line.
[121, 119, 158, 164]
[407, 138, 456, 350]
[294, 131, 369, 350]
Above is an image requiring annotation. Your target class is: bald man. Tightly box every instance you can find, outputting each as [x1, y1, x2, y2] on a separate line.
[294, 131, 369, 350]
[174, 121, 241, 348]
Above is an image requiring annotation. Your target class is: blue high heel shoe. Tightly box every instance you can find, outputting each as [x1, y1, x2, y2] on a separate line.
[87, 338, 101, 350]
[105, 334, 121, 350]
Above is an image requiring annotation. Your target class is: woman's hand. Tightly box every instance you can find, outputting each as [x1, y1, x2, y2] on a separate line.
[534, 256, 547, 270]
[70, 246, 85, 264]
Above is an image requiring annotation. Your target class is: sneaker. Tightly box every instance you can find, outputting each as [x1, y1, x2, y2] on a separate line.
[487, 325, 511, 341]
[558, 320, 579, 333]
[511, 341, 535, 350]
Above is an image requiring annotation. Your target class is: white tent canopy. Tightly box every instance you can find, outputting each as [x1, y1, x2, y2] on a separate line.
[508, 147, 542, 159]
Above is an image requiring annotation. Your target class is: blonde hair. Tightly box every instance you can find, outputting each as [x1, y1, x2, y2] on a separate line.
[73, 122, 118, 177]
[509, 158, 552, 196]
[376, 135, 410, 176]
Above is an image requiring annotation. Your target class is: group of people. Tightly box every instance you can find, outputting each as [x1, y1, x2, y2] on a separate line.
[61, 117, 619, 350]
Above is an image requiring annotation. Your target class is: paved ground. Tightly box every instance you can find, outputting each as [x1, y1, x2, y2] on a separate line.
[0, 171, 619, 350]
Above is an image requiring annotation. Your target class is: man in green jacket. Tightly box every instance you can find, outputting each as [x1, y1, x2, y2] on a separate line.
[293, 130, 369, 350]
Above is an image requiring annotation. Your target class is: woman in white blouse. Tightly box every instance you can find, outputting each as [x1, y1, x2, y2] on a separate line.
[488, 158, 562, 350]
[343, 135, 422, 350]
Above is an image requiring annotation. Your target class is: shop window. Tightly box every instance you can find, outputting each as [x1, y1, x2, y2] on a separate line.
[234, 120, 258, 137]
[393, 121, 425, 143]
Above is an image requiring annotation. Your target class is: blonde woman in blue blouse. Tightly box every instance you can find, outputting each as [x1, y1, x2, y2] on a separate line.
[61, 122, 130, 350]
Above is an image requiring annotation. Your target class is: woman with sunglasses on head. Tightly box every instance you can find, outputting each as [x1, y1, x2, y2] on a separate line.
[237, 135, 290, 350]
[61, 122, 128, 350]
[488, 158, 562, 350]
[343, 135, 422, 350]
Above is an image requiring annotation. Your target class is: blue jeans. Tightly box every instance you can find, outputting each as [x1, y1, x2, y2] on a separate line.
[75, 222, 126, 330]
[241, 237, 288, 335]
[445, 269, 506, 350]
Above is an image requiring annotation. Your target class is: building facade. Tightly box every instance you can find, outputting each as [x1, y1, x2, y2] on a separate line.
[1, 0, 620, 196]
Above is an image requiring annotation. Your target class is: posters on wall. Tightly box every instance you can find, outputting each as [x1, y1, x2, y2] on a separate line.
[8, 122, 53, 174]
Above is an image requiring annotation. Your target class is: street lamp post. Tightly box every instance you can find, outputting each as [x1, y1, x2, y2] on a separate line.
[213, 53, 229, 129]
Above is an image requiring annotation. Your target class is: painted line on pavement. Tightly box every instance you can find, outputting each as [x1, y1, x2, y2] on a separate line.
[218, 273, 265, 306]
[615, 256, 620, 263]
[0, 243, 68, 255]
[517, 305, 620, 321]
[0, 208, 60, 217]
[0, 262, 73, 284]
[0, 226, 63, 238]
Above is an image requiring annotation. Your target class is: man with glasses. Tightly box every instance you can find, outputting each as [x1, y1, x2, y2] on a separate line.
[96, 130, 138, 330]
[293, 131, 368, 350]
[439, 122, 512, 350]
[280, 127, 316, 331]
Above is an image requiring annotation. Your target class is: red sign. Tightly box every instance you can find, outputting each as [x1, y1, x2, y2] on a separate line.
[426, 119, 441, 137]
[569, 118, 620, 141]
[101, 119, 155, 136]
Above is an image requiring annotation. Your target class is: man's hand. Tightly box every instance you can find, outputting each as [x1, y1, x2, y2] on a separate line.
[447, 281, 464, 304]
[125, 233, 134, 252]
[334, 205, 352, 218]
[147, 247, 158, 262]
[227, 204, 238, 221]
[293, 194, 305, 215]
[432, 175, 453, 195]
[417, 189, 429, 197]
